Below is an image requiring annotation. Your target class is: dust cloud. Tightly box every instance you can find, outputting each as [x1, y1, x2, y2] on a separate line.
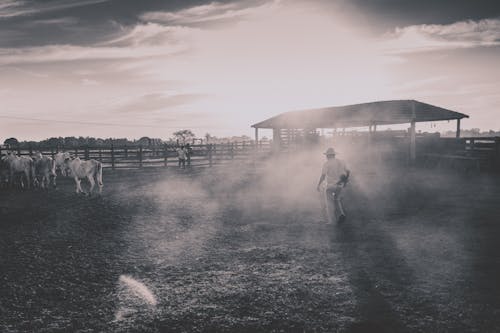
[114, 135, 470, 275]
[109, 135, 481, 330]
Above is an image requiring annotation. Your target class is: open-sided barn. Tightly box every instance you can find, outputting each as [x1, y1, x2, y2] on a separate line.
[252, 100, 469, 162]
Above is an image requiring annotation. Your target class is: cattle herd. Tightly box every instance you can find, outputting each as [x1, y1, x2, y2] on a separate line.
[0, 151, 103, 194]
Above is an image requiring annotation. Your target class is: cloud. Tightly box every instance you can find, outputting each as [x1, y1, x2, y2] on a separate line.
[140, 0, 280, 26]
[0, 0, 110, 19]
[28, 17, 80, 26]
[114, 93, 209, 113]
[0, 21, 198, 66]
[0, 0, 28, 18]
[101, 22, 195, 47]
[0, 40, 186, 66]
[383, 18, 500, 53]
[81, 78, 100, 86]
[0, 66, 48, 78]
[391, 76, 448, 92]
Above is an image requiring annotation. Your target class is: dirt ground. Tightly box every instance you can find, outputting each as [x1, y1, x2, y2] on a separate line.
[1, 156, 500, 332]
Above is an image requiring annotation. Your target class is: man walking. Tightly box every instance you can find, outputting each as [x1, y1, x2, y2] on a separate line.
[317, 147, 350, 223]
[185, 143, 193, 167]
[177, 145, 187, 169]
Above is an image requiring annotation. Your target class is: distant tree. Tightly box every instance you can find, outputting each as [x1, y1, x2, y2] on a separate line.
[77, 136, 87, 146]
[113, 138, 129, 146]
[45, 137, 62, 146]
[204, 133, 211, 143]
[4, 137, 19, 147]
[470, 128, 481, 136]
[22, 140, 38, 149]
[87, 137, 97, 146]
[149, 138, 163, 146]
[137, 136, 151, 146]
[173, 129, 195, 144]
[64, 136, 79, 147]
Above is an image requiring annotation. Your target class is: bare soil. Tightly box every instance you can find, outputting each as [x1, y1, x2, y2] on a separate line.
[1, 161, 500, 332]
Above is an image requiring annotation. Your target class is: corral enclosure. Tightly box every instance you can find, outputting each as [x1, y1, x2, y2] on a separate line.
[0, 141, 272, 169]
[1, 145, 500, 332]
[0, 140, 270, 169]
[3, 133, 499, 173]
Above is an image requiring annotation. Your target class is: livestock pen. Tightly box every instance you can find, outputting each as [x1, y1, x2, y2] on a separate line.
[0, 141, 272, 170]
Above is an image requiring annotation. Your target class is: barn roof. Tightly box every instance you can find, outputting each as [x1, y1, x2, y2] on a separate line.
[251, 100, 468, 129]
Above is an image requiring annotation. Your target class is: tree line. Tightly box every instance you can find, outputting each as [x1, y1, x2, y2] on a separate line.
[442, 128, 500, 138]
[2, 130, 255, 149]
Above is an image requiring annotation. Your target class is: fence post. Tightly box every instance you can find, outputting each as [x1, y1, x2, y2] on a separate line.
[74, 147, 78, 158]
[139, 145, 143, 168]
[208, 144, 213, 167]
[495, 137, 500, 171]
[124, 145, 128, 158]
[28, 145, 33, 156]
[98, 148, 102, 162]
[85, 146, 89, 160]
[17, 147, 21, 156]
[111, 144, 115, 170]
[230, 142, 234, 159]
[164, 144, 168, 167]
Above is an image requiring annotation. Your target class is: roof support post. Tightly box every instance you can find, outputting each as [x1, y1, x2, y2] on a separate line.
[409, 100, 417, 164]
[254, 127, 259, 150]
[410, 120, 416, 163]
[456, 119, 461, 138]
[272, 128, 281, 151]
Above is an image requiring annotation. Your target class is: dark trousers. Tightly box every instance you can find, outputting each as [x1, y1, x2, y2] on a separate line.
[178, 158, 186, 168]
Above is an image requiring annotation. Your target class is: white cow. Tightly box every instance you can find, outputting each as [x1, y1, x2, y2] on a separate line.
[54, 152, 71, 176]
[64, 157, 103, 194]
[2, 152, 35, 189]
[0, 155, 10, 187]
[32, 152, 56, 189]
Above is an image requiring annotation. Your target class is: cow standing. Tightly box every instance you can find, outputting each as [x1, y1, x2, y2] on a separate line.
[2, 152, 35, 189]
[0, 155, 10, 187]
[32, 152, 56, 189]
[64, 157, 103, 194]
[54, 152, 70, 176]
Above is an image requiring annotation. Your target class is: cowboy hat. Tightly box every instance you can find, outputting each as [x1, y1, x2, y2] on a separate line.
[323, 147, 337, 155]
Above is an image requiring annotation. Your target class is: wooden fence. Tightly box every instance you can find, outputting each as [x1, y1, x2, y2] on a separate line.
[0, 141, 272, 170]
[418, 136, 500, 172]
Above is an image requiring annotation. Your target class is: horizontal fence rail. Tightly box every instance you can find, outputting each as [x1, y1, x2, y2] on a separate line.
[3, 136, 498, 172]
[417, 136, 500, 172]
[0, 141, 273, 170]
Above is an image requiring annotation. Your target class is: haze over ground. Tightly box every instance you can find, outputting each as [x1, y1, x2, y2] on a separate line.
[1, 0, 499, 141]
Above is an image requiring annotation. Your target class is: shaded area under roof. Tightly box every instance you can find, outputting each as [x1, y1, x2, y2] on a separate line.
[252, 100, 469, 129]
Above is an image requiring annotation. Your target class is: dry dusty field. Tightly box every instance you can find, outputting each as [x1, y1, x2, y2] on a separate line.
[1, 155, 500, 332]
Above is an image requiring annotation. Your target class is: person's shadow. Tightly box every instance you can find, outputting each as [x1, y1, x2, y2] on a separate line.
[329, 188, 430, 333]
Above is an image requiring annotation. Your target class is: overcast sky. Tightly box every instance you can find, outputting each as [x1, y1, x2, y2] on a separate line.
[1, 0, 499, 140]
